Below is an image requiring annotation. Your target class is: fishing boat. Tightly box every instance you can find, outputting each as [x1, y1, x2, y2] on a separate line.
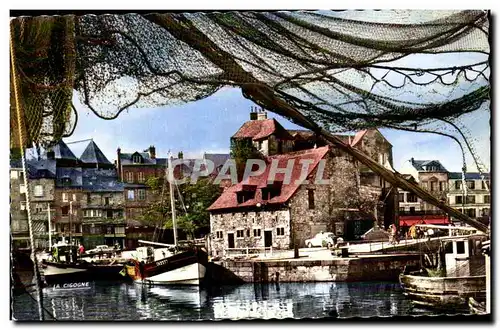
[399, 226, 488, 311]
[125, 154, 208, 286]
[41, 241, 128, 285]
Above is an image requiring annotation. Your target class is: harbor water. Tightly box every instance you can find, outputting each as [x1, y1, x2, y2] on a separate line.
[12, 281, 451, 321]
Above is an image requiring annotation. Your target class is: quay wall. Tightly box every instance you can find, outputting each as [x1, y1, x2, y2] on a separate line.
[207, 254, 421, 284]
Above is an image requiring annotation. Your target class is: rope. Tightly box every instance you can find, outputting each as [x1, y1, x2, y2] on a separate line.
[10, 22, 44, 321]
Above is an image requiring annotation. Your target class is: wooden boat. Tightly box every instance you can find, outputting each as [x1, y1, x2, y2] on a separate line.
[41, 260, 127, 285]
[125, 244, 208, 285]
[399, 269, 485, 310]
[399, 231, 488, 311]
[125, 155, 208, 286]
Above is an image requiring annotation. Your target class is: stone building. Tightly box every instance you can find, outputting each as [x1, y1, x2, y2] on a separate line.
[447, 172, 490, 224]
[398, 159, 450, 229]
[208, 120, 396, 256]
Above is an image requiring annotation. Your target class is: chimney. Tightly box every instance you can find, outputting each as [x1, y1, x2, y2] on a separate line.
[116, 147, 122, 180]
[149, 145, 156, 159]
[178, 151, 183, 159]
[250, 106, 258, 120]
[257, 108, 267, 120]
[47, 150, 55, 160]
[410, 157, 414, 165]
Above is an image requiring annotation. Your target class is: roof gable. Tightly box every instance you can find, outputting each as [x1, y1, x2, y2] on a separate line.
[52, 140, 77, 161]
[232, 119, 293, 141]
[80, 140, 112, 165]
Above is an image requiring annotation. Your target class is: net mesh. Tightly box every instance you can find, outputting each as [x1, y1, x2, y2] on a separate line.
[10, 10, 490, 172]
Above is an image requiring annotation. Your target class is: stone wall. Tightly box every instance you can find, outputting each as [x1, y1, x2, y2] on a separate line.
[215, 254, 421, 283]
[210, 209, 291, 257]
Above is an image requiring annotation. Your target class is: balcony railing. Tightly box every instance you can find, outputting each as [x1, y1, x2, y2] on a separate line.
[399, 210, 447, 216]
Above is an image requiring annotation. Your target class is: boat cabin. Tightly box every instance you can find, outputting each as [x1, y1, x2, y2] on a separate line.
[442, 234, 487, 277]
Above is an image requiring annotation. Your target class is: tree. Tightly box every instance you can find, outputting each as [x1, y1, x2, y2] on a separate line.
[230, 137, 263, 181]
[141, 176, 222, 239]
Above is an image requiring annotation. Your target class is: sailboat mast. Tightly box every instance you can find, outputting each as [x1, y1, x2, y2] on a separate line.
[167, 154, 178, 246]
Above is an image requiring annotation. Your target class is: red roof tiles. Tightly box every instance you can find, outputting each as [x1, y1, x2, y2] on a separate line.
[232, 118, 294, 141]
[208, 146, 330, 211]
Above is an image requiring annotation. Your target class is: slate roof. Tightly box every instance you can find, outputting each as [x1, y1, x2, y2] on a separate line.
[208, 146, 330, 211]
[411, 159, 448, 172]
[56, 167, 83, 187]
[52, 140, 78, 161]
[204, 153, 230, 171]
[232, 118, 294, 141]
[82, 168, 124, 191]
[119, 151, 167, 166]
[80, 140, 112, 165]
[448, 172, 490, 180]
[27, 159, 57, 179]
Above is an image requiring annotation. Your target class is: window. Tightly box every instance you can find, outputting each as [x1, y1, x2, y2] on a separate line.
[126, 172, 134, 183]
[34, 185, 43, 197]
[20, 201, 26, 211]
[439, 182, 445, 191]
[467, 181, 475, 190]
[407, 194, 418, 203]
[10, 171, 18, 179]
[137, 172, 145, 183]
[276, 227, 285, 236]
[466, 195, 476, 204]
[466, 208, 476, 218]
[138, 189, 146, 201]
[482, 181, 490, 190]
[484, 195, 490, 204]
[215, 231, 223, 239]
[421, 181, 428, 190]
[107, 210, 113, 218]
[399, 208, 405, 213]
[115, 226, 125, 235]
[127, 190, 135, 200]
[253, 229, 261, 237]
[132, 155, 141, 164]
[456, 241, 465, 254]
[61, 206, 69, 216]
[246, 229, 250, 237]
[236, 230, 245, 238]
[409, 207, 415, 214]
[104, 197, 110, 205]
[87, 193, 91, 204]
[430, 181, 437, 192]
[35, 204, 44, 213]
[62, 193, 68, 202]
[72, 193, 77, 201]
[19, 184, 26, 194]
[398, 193, 405, 202]
[455, 181, 461, 190]
[90, 225, 101, 235]
[308, 189, 315, 210]
[455, 196, 463, 204]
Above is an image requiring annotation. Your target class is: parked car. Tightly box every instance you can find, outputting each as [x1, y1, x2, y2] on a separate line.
[86, 245, 114, 254]
[305, 232, 336, 248]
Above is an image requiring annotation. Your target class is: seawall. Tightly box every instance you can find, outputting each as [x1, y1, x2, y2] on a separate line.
[207, 254, 421, 284]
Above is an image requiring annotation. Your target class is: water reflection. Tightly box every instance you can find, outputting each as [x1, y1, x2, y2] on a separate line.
[12, 281, 431, 321]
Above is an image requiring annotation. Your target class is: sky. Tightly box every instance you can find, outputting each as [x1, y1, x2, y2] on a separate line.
[65, 83, 490, 174]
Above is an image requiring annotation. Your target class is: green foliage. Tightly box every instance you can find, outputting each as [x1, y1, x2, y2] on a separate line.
[141, 176, 222, 237]
[230, 138, 262, 180]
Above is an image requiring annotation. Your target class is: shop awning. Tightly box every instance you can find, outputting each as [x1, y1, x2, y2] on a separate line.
[399, 216, 450, 227]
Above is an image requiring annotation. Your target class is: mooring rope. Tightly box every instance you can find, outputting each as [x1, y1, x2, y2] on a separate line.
[10, 23, 44, 321]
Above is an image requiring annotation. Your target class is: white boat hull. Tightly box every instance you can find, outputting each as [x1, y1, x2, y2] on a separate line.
[136, 262, 206, 286]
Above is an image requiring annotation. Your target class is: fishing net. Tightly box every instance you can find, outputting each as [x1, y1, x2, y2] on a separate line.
[10, 10, 490, 174]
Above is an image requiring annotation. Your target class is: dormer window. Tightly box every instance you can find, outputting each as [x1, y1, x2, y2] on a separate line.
[132, 154, 142, 164]
[261, 181, 283, 200]
[236, 184, 257, 204]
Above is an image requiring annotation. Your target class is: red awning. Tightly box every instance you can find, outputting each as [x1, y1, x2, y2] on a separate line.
[399, 217, 450, 227]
